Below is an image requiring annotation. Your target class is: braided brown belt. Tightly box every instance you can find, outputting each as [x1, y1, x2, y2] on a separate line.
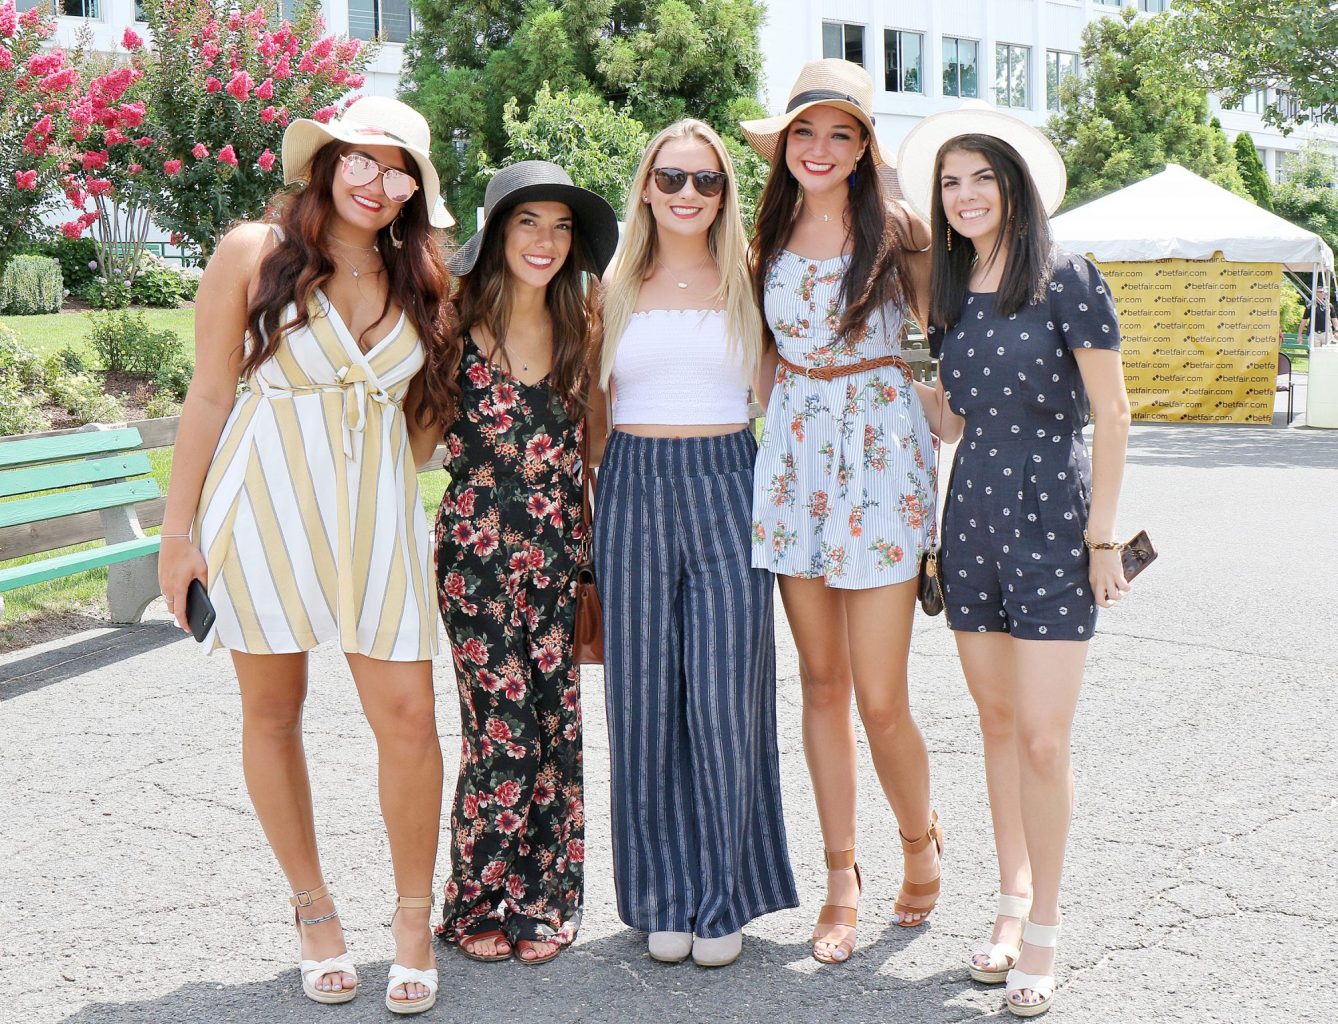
[778, 353, 914, 382]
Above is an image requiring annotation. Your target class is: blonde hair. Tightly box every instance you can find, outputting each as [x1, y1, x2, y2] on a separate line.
[599, 119, 762, 388]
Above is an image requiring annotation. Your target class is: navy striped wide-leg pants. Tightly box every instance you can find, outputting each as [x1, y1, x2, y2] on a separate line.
[594, 429, 798, 938]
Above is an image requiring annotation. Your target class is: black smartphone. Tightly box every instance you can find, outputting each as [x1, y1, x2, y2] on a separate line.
[1120, 529, 1157, 582]
[186, 578, 216, 643]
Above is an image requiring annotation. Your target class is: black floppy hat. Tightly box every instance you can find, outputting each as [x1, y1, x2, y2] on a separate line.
[448, 160, 619, 277]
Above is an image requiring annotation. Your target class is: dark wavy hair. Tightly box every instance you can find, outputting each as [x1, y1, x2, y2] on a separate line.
[443, 205, 600, 423]
[243, 140, 451, 429]
[749, 121, 910, 348]
[928, 134, 1054, 333]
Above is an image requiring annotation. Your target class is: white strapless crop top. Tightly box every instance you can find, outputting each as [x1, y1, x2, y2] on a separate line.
[610, 309, 749, 425]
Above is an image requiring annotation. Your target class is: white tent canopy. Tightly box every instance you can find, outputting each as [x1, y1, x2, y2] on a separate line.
[1050, 164, 1334, 274]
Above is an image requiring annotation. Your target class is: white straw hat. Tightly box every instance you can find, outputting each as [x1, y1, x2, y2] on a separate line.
[741, 59, 886, 166]
[895, 100, 1067, 220]
[282, 95, 455, 229]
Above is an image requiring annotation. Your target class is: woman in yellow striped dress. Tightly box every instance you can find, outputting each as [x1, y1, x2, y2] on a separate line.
[157, 97, 453, 1015]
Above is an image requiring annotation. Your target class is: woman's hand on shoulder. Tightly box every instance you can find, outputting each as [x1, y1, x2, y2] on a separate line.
[889, 199, 931, 253]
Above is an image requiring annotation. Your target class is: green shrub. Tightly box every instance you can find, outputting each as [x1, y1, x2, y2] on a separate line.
[1, 255, 64, 314]
[1282, 283, 1303, 333]
[0, 364, 50, 435]
[82, 275, 133, 309]
[0, 325, 48, 390]
[144, 392, 182, 419]
[178, 268, 202, 301]
[87, 308, 188, 377]
[47, 372, 127, 425]
[131, 265, 185, 308]
[47, 344, 91, 375]
[25, 237, 100, 296]
[153, 351, 194, 402]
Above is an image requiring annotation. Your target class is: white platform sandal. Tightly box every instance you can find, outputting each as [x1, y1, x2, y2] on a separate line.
[969, 893, 1032, 984]
[385, 895, 439, 1016]
[291, 884, 358, 1005]
[1005, 919, 1062, 1017]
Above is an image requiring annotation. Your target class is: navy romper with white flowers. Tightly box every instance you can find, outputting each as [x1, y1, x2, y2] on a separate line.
[933, 252, 1121, 640]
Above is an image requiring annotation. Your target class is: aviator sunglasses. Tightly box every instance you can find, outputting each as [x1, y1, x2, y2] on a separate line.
[651, 166, 729, 198]
[339, 153, 419, 204]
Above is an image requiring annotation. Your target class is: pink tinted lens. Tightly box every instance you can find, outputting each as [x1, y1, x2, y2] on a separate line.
[382, 169, 416, 203]
[340, 155, 377, 187]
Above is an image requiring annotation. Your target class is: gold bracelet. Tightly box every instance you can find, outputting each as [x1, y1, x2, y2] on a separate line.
[1083, 533, 1122, 551]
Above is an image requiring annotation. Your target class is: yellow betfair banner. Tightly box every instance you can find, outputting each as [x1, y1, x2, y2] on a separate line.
[1094, 256, 1281, 424]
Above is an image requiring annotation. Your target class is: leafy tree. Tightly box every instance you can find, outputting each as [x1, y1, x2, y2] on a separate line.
[1271, 143, 1338, 261]
[1163, 0, 1338, 130]
[1047, 8, 1245, 210]
[401, 0, 766, 218]
[1232, 131, 1273, 210]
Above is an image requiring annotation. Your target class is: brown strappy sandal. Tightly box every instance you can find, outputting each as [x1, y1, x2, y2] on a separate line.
[894, 810, 943, 928]
[811, 848, 862, 964]
[457, 927, 512, 963]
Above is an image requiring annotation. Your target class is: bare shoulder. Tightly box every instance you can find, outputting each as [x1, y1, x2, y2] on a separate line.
[207, 222, 278, 281]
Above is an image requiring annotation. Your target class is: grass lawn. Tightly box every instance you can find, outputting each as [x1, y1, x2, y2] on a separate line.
[0, 452, 449, 642]
[0, 307, 197, 357]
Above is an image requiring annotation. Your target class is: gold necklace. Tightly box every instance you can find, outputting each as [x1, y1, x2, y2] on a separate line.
[656, 251, 712, 290]
[330, 234, 380, 279]
[803, 203, 843, 224]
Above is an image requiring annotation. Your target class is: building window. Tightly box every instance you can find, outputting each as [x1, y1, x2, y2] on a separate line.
[1094, 0, 1121, 6]
[995, 43, 1030, 109]
[1232, 87, 1267, 114]
[1273, 88, 1300, 121]
[349, 0, 412, 44]
[18, 0, 100, 16]
[822, 21, 866, 68]
[1139, 0, 1168, 10]
[1276, 150, 1296, 182]
[942, 37, 979, 98]
[1046, 50, 1079, 112]
[884, 30, 923, 93]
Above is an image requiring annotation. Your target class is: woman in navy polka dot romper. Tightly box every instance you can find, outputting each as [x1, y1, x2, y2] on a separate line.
[899, 106, 1133, 1018]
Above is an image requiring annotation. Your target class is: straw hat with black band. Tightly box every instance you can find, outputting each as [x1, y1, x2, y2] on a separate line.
[449, 161, 619, 278]
[895, 99, 1067, 221]
[741, 59, 886, 166]
[282, 95, 455, 229]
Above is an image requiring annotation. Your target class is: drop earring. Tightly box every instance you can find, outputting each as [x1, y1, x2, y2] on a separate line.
[848, 169, 857, 188]
[389, 217, 403, 250]
[946, 225, 953, 252]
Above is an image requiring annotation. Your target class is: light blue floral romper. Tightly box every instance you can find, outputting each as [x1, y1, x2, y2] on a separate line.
[751, 250, 938, 589]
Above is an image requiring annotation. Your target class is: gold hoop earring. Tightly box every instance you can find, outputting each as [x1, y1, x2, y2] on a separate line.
[946, 225, 953, 252]
[389, 217, 404, 250]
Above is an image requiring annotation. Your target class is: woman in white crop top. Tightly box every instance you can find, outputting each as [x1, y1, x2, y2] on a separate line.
[587, 119, 799, 967]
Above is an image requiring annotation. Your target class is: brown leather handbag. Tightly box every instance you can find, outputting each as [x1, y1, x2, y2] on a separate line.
[571, 417, 603, 665]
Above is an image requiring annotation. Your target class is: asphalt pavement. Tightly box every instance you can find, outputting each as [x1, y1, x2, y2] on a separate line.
[2, 419, 1335, 1024]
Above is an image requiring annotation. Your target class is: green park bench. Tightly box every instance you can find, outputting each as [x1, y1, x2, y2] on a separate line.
[0, 425, 164, 623]
[1280, 331, 1307, 360]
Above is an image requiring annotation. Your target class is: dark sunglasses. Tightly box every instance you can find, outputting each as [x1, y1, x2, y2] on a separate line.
[651, 166, 729, 198]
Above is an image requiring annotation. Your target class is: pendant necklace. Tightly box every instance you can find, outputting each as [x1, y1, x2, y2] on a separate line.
[803, 203, 839, 224]
[656, 251, 712, 289]
[330, 234, 379, 279]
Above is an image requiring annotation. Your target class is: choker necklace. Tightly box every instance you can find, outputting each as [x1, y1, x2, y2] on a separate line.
[656, 252, 712, 290]
[329, 234, 379, 279]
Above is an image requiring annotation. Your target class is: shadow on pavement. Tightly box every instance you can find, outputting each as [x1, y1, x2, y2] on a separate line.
[0, 620, 184, 702]
[1125, 422, 1338, 470]
[58, 929, 982, 1024]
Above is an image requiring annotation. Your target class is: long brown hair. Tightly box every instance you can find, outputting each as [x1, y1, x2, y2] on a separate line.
[928, 134, 1054, 333]
[749, 121, 911, 348]
[444, 205, 600, 421]
[243, 141, 451, 428]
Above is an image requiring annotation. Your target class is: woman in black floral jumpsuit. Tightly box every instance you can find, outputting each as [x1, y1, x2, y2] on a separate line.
[432, 162, 618, 963]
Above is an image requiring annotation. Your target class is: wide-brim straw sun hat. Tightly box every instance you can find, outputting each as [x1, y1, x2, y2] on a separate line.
[448, 160, 620, 277]
[896, 99, 1067, 220]
[741, 58, 886, 166]
[282, 95, 455, 229]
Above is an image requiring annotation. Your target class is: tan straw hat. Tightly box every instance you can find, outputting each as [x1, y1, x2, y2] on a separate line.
[282, 95, 455, 229]
[741, 59, 886, 166]
[895, 99, 1067, 220]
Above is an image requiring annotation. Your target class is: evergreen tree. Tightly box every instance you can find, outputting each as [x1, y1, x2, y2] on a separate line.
[1047, 9, 1245, 210]
[401, 0, 766, 219]
[1232, 132, 1273, 210]
[1271, 143, 1338, 260]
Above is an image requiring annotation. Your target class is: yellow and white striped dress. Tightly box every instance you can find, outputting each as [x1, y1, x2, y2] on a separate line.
[194, 290, 438, 661]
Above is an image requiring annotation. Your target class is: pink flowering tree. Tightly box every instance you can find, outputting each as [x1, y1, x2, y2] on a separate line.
[0, 0, 82, 266]
[137, 0, 377, 256]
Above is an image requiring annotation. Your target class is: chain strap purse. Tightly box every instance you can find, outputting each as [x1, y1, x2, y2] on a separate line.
[917, 366, 948, 616]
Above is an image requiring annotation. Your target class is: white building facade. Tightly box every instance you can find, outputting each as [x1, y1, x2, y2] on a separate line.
[755, 0, 1337, 183]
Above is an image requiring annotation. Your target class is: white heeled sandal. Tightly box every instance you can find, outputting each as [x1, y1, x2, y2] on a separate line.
[385, 895, 439, 1015]
[969, 892, 1032, 984]
[291, 884, 358, 1005]
[1005, 919, 1061, 1018]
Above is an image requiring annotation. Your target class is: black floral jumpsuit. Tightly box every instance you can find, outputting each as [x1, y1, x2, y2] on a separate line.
[434, 336, 585, 946]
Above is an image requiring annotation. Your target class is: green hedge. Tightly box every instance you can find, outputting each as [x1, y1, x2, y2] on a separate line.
[1, 255, 64, 315]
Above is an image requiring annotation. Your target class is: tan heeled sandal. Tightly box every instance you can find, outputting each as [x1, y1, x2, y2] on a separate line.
[894, 810, 943, 927]
[385, 895, 438, 1015]
[291, 883, 358, 1005]
[811, 848, 862, 964]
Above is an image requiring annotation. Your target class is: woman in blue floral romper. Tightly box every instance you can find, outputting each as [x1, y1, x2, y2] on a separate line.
[899, 107, 1133, 1018]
